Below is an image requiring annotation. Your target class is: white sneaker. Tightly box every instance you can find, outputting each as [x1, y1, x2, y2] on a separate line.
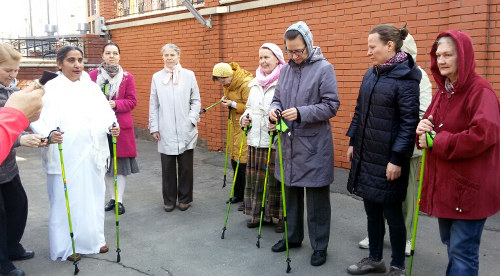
[358, 237, 369, 249]
[405, 239, 412, 256]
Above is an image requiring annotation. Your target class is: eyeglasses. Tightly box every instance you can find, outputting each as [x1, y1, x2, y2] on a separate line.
[286, 46, 307, 56]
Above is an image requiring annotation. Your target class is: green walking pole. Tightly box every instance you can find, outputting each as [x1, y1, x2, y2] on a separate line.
[56, 127, 80, 275]
[222, 108, 232, 188]
[199, 99, 223, 114]
[408, 148, 426, 276]
[256, 130, 275, 248]
[275, 110, 291, 273]
[221, 114, 249, 239]
[112, 122, 121, 262]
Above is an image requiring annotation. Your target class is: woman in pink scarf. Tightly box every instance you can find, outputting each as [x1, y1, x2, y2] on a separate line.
[149, 44, 201, 212]
[240, 43, 285, 231]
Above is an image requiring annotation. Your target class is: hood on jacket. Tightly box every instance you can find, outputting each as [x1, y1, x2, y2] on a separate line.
[309, 46, 327, 63]
[226, 62, 253, 92]
[402, 33, 417, 62]
[430, 30, 475, 92]
[376, 54, 421, 84]
[284, 21, 314, 60]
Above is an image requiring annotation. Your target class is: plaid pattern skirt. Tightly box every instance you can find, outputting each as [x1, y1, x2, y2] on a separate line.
[244, 146, 283, 223]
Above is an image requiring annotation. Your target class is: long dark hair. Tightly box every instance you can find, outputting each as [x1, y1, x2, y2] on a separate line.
[102, 42, 120, 54]
[370, 23, 409, 52]
[56, 45, 84, 65]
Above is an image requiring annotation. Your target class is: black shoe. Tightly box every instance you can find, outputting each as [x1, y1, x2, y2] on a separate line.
[118, 202, 125, 215]
[311, 250, 327, 266]
[1, 269, 25, 276]
[9, 250, 34, 261]
[238, 203, 244, 212]
[225, 197, 242, 204]
[271, 239, 301, 252]
[104, 199, 115, 211]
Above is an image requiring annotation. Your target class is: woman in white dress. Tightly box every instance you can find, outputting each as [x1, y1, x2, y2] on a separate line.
[31, 46, 119, 261]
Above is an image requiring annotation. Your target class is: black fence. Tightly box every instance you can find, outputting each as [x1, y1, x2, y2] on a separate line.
[115, 0, 204, 17]
[1, 36, 85, 59]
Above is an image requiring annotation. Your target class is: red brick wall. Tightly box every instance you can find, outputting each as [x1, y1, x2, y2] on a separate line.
[17, 67, 58, 83]
[99, 0, 115, 21]
[82, 34, 107, 64]
[43, 0, 500, 169]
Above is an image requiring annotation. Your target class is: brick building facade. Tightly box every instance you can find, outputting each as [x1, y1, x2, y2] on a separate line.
[78, 0, 500, 169]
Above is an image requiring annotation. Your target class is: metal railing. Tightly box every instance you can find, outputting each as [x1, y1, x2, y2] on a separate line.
[114, 0, 204, 17]
[1, 36, 85, 59]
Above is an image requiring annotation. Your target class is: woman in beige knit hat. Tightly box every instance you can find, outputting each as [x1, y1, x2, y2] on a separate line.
[212, 62, 253, 209]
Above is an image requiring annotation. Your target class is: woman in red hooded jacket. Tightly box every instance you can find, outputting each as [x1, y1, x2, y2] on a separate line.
[417, 30, 500, 276]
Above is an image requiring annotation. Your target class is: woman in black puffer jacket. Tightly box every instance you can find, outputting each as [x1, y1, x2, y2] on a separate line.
[345, 24, 420, 276]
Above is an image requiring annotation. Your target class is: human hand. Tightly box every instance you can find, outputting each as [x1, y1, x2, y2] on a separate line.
[418, 131, 436, 148]
[416, 115, 434, 136]
[39, 137, 49, 147]
[109, 100, 116, 109]
[221, 96, 233, 108]
[20, 134, 45, 148]
[110, 125, 120, 137]
[268, 109, 278, 122]
[347, 146, 354, 162]
[386, 162, 401, 181]
[50, 130, 64, 144]
[281, 108, 298, 121]
[241, 115, 251, 127]
[151, 132, 160, 141]
[5, 88, 45, 122]
[21, 83, 37, 92]
[268, 123, 276, 132]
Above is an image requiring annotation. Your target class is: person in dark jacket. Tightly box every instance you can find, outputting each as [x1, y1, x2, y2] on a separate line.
[0, 43, 41, 276]
[417, 30, 500, 276]
[268, 21, 340, 267]
[346, 24, 420, 276]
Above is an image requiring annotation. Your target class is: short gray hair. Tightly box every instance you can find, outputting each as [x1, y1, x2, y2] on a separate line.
[436, 36, 456, 48]
[161, 43, 181, 56]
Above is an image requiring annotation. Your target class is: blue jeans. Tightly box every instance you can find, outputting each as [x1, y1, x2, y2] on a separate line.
[364, 199, 406, 269]
[438, 218, 486, 276]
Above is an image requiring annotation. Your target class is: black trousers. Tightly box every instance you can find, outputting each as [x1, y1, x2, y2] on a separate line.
[160, 150, 194, 206]
[230, 160, 246, 200]
[0, 175, 28, 273]
[364, 199, 406, 269]
[284, 185, 331, 251]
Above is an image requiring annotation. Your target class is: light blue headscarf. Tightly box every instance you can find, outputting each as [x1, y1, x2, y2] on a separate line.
[284, 21, 314, 59]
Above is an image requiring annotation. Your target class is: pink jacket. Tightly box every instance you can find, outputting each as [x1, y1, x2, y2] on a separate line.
[89, 69, 137, 158]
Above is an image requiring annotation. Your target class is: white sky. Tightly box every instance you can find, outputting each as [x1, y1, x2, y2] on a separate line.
[0, 0, 86, 38]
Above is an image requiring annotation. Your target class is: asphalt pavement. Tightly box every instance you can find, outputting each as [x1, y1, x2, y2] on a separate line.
[13, 139, 500, 276]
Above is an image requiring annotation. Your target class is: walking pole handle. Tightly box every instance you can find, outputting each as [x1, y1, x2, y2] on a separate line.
[242, 113, 252, 131]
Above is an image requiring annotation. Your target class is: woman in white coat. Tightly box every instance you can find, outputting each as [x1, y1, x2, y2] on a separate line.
[149, 43, 201, 212]
[240, 43, 285, 231]
[31, 46, 119, 261]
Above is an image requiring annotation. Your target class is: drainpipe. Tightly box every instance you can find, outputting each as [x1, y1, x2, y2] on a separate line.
[486, 0, 491, 79]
